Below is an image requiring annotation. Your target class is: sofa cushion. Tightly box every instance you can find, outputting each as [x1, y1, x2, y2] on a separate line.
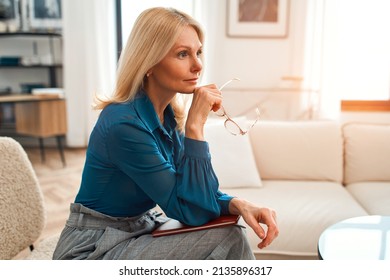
[346, 182, 390, 215]
[249, 121, 343, 182]
[343, 123, 390, 184]
[204, 119, 262, 188]
[222, 180, 368, 258]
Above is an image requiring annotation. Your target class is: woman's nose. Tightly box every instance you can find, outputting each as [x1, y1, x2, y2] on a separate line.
[191, 57, 202, 73]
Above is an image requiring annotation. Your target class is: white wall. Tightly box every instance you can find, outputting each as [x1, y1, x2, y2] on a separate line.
[199, 0, 306, 88]
[195, 0, 313, 119]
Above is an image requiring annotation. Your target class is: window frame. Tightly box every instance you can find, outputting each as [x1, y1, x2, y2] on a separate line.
[341, 100, 390, 112]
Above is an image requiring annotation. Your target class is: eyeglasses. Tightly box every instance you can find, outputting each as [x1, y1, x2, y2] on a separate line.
[216, 78, 261, 136]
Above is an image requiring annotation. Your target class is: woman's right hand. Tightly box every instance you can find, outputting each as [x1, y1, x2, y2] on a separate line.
[229, 198, 279, 249]
[185, 84, 222, 140]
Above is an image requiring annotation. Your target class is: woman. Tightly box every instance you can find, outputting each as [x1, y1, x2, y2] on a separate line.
[53, 7, 278, 260]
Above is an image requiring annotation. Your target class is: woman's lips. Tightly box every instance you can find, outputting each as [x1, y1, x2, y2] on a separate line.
[184, 78, 198, 84]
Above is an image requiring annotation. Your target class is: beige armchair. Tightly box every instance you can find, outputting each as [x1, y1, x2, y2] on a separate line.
[0, 137, 58, 259]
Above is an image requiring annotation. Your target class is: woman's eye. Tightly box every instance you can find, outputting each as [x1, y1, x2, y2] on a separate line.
[178, 51, 188, 58]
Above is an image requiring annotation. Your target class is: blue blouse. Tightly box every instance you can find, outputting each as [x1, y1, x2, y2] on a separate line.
[75, 90, 234, 226]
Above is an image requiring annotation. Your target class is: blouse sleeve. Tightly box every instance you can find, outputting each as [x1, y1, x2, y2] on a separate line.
[107, 122, 234, 226]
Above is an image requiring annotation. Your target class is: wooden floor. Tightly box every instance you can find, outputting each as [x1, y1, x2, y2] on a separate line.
[25, 147, 86, 241]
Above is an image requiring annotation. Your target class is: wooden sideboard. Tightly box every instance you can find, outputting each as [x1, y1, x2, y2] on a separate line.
[0, 94, 67, 165]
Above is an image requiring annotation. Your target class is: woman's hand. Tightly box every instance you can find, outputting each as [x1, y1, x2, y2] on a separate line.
[185, 84, 222, 140]
[229, 198, 279, 249]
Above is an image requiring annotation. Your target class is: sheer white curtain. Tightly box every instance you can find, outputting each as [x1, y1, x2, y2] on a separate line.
[63, 0, 116, 147]
[303, 0, 341, 120]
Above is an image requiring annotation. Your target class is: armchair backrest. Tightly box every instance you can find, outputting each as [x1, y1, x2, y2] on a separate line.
[0, 137, 46, 259]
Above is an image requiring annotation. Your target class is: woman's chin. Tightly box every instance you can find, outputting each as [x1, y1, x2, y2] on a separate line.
[179, 86, 197, 94]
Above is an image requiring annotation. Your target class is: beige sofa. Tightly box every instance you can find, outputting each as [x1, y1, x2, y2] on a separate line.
[205, 120, 390, 259]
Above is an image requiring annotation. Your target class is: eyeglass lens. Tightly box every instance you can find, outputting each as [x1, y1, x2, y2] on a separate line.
[217, 78, 261, 136]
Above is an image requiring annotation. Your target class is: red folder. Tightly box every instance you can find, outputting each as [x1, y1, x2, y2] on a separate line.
[152, 215, 241, 237]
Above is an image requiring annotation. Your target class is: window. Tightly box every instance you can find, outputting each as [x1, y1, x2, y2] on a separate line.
[117, 0, 193, 56]
[330, 0, 390, 111]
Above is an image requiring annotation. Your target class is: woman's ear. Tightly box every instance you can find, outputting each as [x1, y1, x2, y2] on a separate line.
[146, 68, 153, 77]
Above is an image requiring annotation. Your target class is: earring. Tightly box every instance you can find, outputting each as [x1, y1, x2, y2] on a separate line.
[146, 72, 151, 77]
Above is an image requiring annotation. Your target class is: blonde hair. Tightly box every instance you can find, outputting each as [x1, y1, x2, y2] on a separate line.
[95, 7, 204, 131]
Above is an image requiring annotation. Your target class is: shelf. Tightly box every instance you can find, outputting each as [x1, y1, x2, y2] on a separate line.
[0, 64, 62, 68]
[0, 32, 62, 37]
[0, 94, 64, 103]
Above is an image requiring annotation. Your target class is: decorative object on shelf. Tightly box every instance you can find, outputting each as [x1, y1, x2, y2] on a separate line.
[20, 82, 46, 93]
[227, 0, 289, 38]
[0, 21, 6, 32]
[31, 87, 64, 98]
[27, 0, 61, 32]
[0, 56, 20, 65]
[20, 55, 40, 65]
[0, 86, 11, 95]
[38, 52, 53, 65]
[0, 0, 20, 32]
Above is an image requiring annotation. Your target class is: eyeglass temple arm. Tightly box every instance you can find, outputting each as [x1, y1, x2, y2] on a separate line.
[218, 77, 241, 91]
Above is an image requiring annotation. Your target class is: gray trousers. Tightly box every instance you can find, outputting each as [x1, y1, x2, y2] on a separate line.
[52, 203, 255, 260]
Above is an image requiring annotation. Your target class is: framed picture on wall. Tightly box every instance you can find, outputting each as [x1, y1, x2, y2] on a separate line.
[0, 0, 20, 32]
[227, 0, 289, 38]
[28, 0, 61, 31]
